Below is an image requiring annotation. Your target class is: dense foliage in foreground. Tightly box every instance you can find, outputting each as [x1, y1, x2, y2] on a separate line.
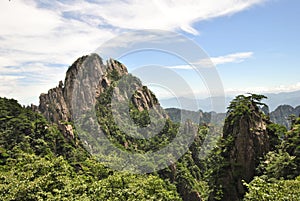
[244, 115, 300, 200]
[0, 97, 181, 201]
[0, 94, 299, 200]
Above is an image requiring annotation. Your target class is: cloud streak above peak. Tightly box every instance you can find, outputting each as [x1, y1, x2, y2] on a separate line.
[35, 0, 266, 35]
[0, 0, 267, 105]
[211, 52, 253, 65]
[167, 51, 254, 69]
[0, 0, 264, 67]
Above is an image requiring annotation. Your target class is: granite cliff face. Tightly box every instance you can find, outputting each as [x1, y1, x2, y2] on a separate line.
[218, 95, 270, 201]
[39, 54, 105, 138]
[38, 54, 160, 138]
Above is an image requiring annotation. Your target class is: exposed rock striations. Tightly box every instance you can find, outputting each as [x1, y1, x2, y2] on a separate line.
[39, 54, 104, 138]
[217, 95, 271, 201]
[38, 53, 164, 139]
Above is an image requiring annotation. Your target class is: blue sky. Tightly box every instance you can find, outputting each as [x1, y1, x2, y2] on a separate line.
[0, 0, 299, 105]
[193, 0, 300, 92]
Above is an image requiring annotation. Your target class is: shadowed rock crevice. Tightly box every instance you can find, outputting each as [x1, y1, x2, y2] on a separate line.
[39, 54, 131, 138]
[216, 94, 271, 201]
[38, 53, 164, 140]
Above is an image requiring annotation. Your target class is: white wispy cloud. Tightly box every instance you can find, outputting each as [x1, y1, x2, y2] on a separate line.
[0, 62, 68, 104]
[211, 52, 253, 65]
[154, 82, 300, 102]
[226, 82, 300, 95]
[0, 0, 266, 104]
[48, 0, 265, 35]
[167, 51, 254, 69]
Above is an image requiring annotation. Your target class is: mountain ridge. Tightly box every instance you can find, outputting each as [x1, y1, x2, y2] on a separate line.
[160, 90, 300, 113]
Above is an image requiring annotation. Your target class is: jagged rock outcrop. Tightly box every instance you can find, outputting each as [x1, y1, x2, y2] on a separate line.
[217, 95, 270, 201]
[39, 54, 107, 138]
[38, 53, 164, 138]
[270, 105, 300, 129]
[38, 54, 127, 136]
[39, 84, 73, 138]
[132, 88, 158, 111]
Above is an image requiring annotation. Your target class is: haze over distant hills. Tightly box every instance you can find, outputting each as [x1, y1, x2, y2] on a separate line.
[160, 90, 300, 113]
[264, 90, 300, 111]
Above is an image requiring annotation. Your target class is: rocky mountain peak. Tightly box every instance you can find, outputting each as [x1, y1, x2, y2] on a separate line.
[219, 94, 270, 200]
[38, 54, 160, 138]
[106, 58, 128, 75]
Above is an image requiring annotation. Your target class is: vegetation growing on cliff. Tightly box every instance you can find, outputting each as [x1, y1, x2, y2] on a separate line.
[197, 94, 300, 201]
[0, 91, 210, 201]
[1, 90, 299, 201]
[0, 97, 181, 201]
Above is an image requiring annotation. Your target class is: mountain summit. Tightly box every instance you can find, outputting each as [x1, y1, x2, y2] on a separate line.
[38, 54, 163, 139]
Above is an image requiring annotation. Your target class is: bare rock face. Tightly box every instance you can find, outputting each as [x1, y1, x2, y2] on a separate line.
[132, 87, 161, 113]
[63, 54, 106, 113]
[223, 111, 270, 180]
[220, 99, 270, 201]
[39, 83, 68, 123]
[39, 84, 72, 138]
[106, 58, 128, 76]
[38, 53, 164, 138]
[39, 54, 125, 138]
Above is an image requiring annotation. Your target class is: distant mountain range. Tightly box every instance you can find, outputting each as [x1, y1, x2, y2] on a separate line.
[269, 105, 300, 129]
[160, 90, 300, 113]
[165, 104, 300, 129]
[264, 90, 300, 111]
